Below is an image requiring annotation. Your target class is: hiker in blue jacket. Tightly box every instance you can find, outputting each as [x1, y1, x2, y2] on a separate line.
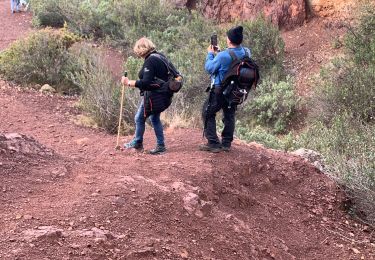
[200, 26, 251, 153]
[10, 0, 20, 13]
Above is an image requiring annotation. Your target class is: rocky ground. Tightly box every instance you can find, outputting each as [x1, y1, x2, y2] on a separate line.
[1, 86, 374, 259]
[0, 0, 374, 259]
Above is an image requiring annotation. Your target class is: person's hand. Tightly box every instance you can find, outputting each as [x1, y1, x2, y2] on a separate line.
[121, 76, 129, 87]
[207, 45, 220, 54]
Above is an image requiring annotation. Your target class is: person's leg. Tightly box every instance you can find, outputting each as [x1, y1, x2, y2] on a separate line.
[149, 113, 165, 146]
[133, 102, 146, 144]
[201, 92, 223, 150]
[10, 0, 14, 13]
[125, 101, 145, 149]
[148, 113, 166, 154]
[16, 0, 20, 11]
[221, 102, 237, 150]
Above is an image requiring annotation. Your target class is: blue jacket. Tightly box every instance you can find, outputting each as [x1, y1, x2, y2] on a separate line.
[205, 46, 251, 87]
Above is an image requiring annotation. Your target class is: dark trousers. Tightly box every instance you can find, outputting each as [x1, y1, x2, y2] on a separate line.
[202, 91, 236, 147]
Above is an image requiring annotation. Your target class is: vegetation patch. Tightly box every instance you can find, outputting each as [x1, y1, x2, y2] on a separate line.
[298, 4, 375, 225]
[0, 27, 81, 93]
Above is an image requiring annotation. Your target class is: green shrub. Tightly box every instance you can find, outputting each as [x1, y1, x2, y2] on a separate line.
[311, 4, 375, 123]
[236, 125, 283, 150]
[70, 44, 138, 133]
[0, 28, 80, 92]
[301, 4, 375, 224]
[30, 0, 66, 27]
[242, 77, 299, 134]
[297, 115, 375, 224]
[345, 4, 375, 66]
[242, 17, 285, 79]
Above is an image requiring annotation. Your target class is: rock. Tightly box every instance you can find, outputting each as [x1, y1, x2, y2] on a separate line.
[351, 248, 360, 254]
[310, 0, 355, 19]
[39, 84, 56, 94]
[169, 0, 307, 29]
[180, 248, 189, 259]
[127, 247, 156, 257]
[183, 192, 199, 214]
[23, 226, 64, 242]
[75, 137, 90, 147]
[23, 214, 33, 220]
[200, 201, 213, 216]
[76, 227, 115, 241]
[292, 148, 325, 172]
[0, 133, 54, 156]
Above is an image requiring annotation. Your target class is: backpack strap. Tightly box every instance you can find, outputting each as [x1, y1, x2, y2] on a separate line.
[228, 50, 239, 61]
[244, 47, 251, 58]
[151, 53, 180, 78]
[151, 53, 172, 76]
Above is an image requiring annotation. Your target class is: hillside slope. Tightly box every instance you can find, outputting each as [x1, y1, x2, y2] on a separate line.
[0, 84, 374, 259]
[0, 1, 374, 259]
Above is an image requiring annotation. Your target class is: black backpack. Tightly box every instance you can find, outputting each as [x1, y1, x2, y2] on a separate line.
[151, 53, 184, 93]
[221, 49, 260, 106]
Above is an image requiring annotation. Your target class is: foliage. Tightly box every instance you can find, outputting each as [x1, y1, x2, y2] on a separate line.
[27, 0, 288, 133]
[29, 0, 67, 27]
[242, 77, 299, 134]
[297, 115, 375, 224]
[311, 4, 375, 123]
[344, 4, 375, 66]
[301, 4, 375, 224]
[0, 28, 81, 92]
[69, 44, 138, 133]
[234, 124, 296, 151]
[242, 16, 285, 79]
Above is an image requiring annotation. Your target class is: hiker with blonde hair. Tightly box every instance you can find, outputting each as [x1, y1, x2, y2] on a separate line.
[121, 37, 180, 155]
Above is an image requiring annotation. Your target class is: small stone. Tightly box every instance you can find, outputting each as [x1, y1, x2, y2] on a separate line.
[70, 244, 80, 249]
[130, 188, 136, 192]
[180, 248, 189, 259]
[351, 248, 360, 254]
[40, 84, 56, 94]
[23, 215, 33, 220]
[363, 226, 370, 232]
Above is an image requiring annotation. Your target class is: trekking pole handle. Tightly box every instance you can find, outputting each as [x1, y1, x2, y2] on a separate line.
[124, 71, 128, 77]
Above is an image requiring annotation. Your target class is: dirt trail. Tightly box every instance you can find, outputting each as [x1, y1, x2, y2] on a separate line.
[0, 3, 374, 260]
[0, 0, 32, 50]
[1, 85, 374, 259]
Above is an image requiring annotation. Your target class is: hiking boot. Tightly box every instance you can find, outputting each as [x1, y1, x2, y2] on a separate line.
[199, 144, 221, 153]
[148, 145, 166, 155]
[221, 146, 231, 152]
[124, 140, 143, 151]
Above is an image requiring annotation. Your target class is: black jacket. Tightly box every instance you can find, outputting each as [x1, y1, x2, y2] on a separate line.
[135, 51, 173, 117]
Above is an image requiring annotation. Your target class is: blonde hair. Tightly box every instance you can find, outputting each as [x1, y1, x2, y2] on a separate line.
[133, 37, 156, 58]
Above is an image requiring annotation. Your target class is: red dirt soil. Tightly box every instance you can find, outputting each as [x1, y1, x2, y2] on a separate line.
[0, 2, 374, 259]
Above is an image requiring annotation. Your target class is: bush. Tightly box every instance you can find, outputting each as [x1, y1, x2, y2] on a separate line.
[242, 77, 299, 134]
[234, 124, 296, 151]
[0, 28, 80, 92]
[300, 4, 375, 224]
[297, 115, 375, 224]
[242, 16, 285, 79]
[70, 44, 138, 133]
[345, 4, 375, 66]
[311, 4, 375, 123]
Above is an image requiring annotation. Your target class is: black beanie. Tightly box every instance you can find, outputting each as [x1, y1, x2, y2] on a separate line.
[227, 26, 243, 45]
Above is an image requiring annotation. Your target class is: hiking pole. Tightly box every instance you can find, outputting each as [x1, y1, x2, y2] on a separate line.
[115, 71, 128, 150]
